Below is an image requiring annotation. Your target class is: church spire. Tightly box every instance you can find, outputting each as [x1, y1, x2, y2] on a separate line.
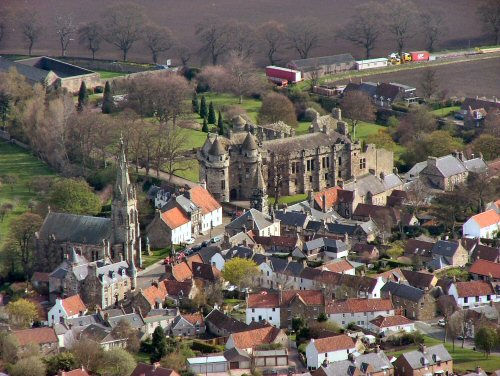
[250, 160, 268, 215]
[115, 136, 130, 200]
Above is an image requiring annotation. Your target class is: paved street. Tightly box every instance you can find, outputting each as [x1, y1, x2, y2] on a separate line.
[136, 215, 232, 289]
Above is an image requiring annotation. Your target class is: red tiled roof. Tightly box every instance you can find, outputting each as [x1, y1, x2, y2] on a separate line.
[326, 298, 393, 314]
[183, 313, 204, 325]
[130, 362, 180, 376]
[281, 290, 324, 306]
[312, 334, 355, 353]
[161, 207, 190, 229]
[470, 259, 500, 279]
[230, 326, 282, 349]
[13, 327, 57, 346]
[61, 368, 91, 376]
[142, 283, 168, 307]
[164, 279, 192, 297]
[370, 315, 414, 328]
[32, 272, 50, 283]
[247, 292, 279, 308]
[321, 260, 354, 273]
[454, 280, 494, 297]
[172, 262, 193, 282]
[61, 294, 86, 316]
[314, 187, 341, 210]
[470, 210, 500, 228]
[189, 186, 221, 215]
[187, 254, 203, 266]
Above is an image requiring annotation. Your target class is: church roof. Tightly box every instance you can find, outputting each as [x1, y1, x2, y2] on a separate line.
[39, 212, 112, 245]
[209, 136, 226, 156]
[242, 132, 258, 150]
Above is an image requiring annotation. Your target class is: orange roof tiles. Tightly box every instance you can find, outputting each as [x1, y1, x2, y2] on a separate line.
[161, 207, 190, 229]
[142, 282, 168, 306]
[61, 368, 91, 376]
[312, 334, 355, 353]
[370, 314, 413, 328]
[61, 294, 87, 316]
[326, 298, 393, 314]
[314, 187, 341, 210]
[281, 290, 324, 306]
[13, 327, 57, 346]
[454, 280, 494, 297]
[172, 262, 193, 282]
[322, 260, 355, 273]
[470, 210, 500, 228]
[189, 186, 221, 215]
[470, 259, 500, 279]
[247, 292, 279, 308]
[183, 313, 204, 325]
[230, 326, 282, 349]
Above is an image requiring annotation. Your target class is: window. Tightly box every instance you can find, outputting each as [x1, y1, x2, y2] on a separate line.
[324, 173, 328, 181]
[252, 308, 255, 313]
[359, 158, 366, 169]
[306, 160, 311, 171]
[309, 176, 313, 183]
[464, 297, 469, 303]
[272, 308, 275, 312]
[221, 180, 225, 190]
[475, 296, 480, 302]
[338, 157, 342, 166]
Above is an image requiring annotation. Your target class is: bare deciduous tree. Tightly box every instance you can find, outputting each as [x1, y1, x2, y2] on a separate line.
[227, 21, 257, 59]
[144, 24, 176, 64]
[163, 124, 189, 181]
[267, 149, 291, 209]
[385, 0, 419, 58]
[18, 11, 43, 56]
[55, 14, 77, 57]
[196, 20, 231, 65]
[101, 3, 145, 61]
[420, 68, 440, 99]
[225, 53, 263, 104]
[420, 12, 447, 52]
[477, 0, 500, 45]
[259, 20, 286, 65]
[78, 22, 103, 60]
[151, 74, 192, 126]
[258, 91, 297, 126]
[176, 45, 192, 68]
[287, 17, 322, 59]
[338, 2, 384, 58]
[340, 91, 376, 139]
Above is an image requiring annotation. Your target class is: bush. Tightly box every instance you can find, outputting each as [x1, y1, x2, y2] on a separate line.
[317, 96, 339, 113]
[190, 341, 220, 354]
[94, 86, 104, 94]
[87, 166, 117, 191]
[392, 103, 409, 113]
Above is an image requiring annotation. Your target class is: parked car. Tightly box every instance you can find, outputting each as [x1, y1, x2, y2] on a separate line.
[211, 235, 222, 243]
[438, 319, 446, 327]
[191, 244, 202, 252]
[201, 240, 210, 247]
[185, 238, 195, 245]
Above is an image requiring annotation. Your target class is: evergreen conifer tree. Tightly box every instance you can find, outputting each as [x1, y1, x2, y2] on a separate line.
[150, 326, 167, 363]
[218, 110, 224, 135]
[102, 81, 114, 114]
[208, 101, 216, 124]
[192, 92, 199, 113]
[202, 117, 209, 133]
[77, 81, 89, 112]
[200, 95, 207, 118]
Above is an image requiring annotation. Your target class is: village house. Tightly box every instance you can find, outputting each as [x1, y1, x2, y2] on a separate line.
[428, 240, 469, 270]
[142, 309, 178, 336]
[13, 327, 59, 356]
[147, 208, 192, 247]
[246, 291, 281, 327]
[253, 235, 302, 254]
[274, 210, 310, 235]
[400, 270, 437, 290]
[79, 323, 127, 350]
[171, 313, 205, 337]
[130, 363, 180, 376]
[460, 97, 500, 127]
[312, 350, 394, 376]
[225, 326, 288, 354]
[303, 237, 349, 261]
[48, 294, 87, 326]
[225, 209, 281, 237]
[205, 309, 248, 337]
[369, 315, 415, 336]
[305, 334, 356, 370]
[470, 243, 500, 263]
[470, 259, 500, 281]
[381, 281, 437, 321]
[343, 171, 404, 207]
[351, 243, 380, 263]
[463, 210, 500, 239]
[402, 239, 435, 267]
[324, 220, 379, 244]
[448, 280, 497, 309]
[279, 290, 325, 329]
[318, 259, 356, 275]
[393, 344, 452, 376]
[326, 298, 394, 329]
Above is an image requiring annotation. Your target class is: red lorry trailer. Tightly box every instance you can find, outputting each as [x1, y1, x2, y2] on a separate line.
[410, 51, 430, 61]
[265, 66, 302, 84]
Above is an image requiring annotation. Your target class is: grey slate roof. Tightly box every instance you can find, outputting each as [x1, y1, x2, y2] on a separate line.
[224, 347, 251, 361]
[431, 240, 460, 257]
[226, 209, 276, 232]
[464, 158, 488, 173]
[344, 173, 402, 197]
[209, 137, 226, 156]
[242, 132, 258, 150]
[96, 261, 130, 286]
[107, 313, 145, 329]
[381, 281, 424, 302]
[304, 237, 348, 254]
[400, 344, 452, 370]
[275, 211, 308, 227]
[176, 195, 198, 214]
[430, 155, 467, 177]
[0, 56, 49, 84]
[65, 313, 101, 328]
[289, 53, 355, 71]
[39, 212, 112, 245]
[320, 351, 393, 376]
[205, 309, 248, 333]
[224, 246, 254, 260]
[198, 246, 222, 264]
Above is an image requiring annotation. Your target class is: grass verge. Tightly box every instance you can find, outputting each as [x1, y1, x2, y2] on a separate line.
[96, 70, 128, 79]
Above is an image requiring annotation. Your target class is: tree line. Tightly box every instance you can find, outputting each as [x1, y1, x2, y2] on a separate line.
[0, 0, 499, 64]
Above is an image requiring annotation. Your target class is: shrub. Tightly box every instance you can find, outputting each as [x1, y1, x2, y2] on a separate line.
[94, 86, 104, 94]
[190, 341, 220, 354]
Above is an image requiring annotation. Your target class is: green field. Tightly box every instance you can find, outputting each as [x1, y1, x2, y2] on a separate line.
[354, 121, 385, 141]
[172, 159, 200, 182]
[193, 92, 263, 124]
[386, 335, 500, 373]
[0, 141, 55, 251]
[96, 70, 127, 79]
[431, 106, 461, 117]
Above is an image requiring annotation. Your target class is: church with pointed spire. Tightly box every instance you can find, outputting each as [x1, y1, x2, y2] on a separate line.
[35, 139, 142, 306]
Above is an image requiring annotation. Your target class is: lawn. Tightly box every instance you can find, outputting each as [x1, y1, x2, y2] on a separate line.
[354, 121, 385, 141]
[172, 159, 200, 182]
[386, 335, 500, 373]
[194, 92, 263, 123]
[0, 141, 56, 253]
[96, 70, 128, 79]
[142, 247, 171, 269]
[431, 106, 461, 117]
[295, 121, 311, 135]
[272, 193, 308, 206]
